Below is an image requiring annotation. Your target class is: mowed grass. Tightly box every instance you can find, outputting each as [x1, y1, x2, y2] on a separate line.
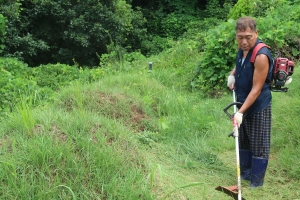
[0, 64, 299, 199]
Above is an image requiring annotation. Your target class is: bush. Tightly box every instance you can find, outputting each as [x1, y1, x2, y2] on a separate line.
[193, 1, 300, 96]
[0, 57, 107, 113]
[205, 0, 235, 20]
[161, 13, 196, 39]
[0, 14, 6, 53]
[31, 63, 82, 90]
[0, 0, 146, 67]
[191, 19, 236, 96]
[141, 36, 174, 57]
[256, 2, 300, 58]
[182, 17, 223, 52]
[228, 0, 288, 20]
[0, 58, 41, 112]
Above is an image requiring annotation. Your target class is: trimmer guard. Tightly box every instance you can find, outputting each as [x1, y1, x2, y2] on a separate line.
[215, 186, 246, 200]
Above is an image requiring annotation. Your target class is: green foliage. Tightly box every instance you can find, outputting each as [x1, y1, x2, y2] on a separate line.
[137, 0, 201, 45]
[30, 63, 107, 91]
[0, 29, 299, 199]
[139, 0, 236, 41]
[0, 0, 146, 67]
[0, 58, 40, 112]
[0, 107, 155, 199]
[182, 17, 223, 52]
[193, 1, 300, 96]
[98, 39, 148, 72]
[270, 69, 300, 179]
[227, 0, 253, 19]
[12, 96, 36, 136]
[122, 6, 147, 52]
[88, 67, 106, 82]
[0, 14, 6, 53]
[0, 0, 49, 62]
[141, 36, 174, 56]
[205, 0, 236, 20]
[256, 2, 300, 58]
[31, 63, 82, 91]
[250, 0, 284, 17]
[228, 0, 287, 19]
[161, 13, 196, 39]
[192, 19, 236, 95]
[1, 0, 239, 66]
[0, 57, 107, 113]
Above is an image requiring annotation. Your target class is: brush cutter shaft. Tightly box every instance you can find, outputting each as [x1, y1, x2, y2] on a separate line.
[220, 90, 243, 200]
[234, 127, 242, 200]
[233, 90, 237, 112]
[233, 90, 242, 200]
[217, 90, 244, 200]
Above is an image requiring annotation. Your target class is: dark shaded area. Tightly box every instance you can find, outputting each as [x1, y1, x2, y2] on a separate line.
[1, 0, 237, 67]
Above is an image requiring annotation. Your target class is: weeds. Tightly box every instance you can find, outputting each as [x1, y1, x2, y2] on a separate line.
[10, 95, 36, 136]
[0, 59, 299, 199]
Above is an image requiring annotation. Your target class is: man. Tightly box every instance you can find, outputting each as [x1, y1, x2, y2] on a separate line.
[227, 17, 273, 188]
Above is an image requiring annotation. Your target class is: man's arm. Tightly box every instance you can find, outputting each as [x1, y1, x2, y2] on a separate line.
[230, 66, 236, 75]
[238, 54, 269, 114]
[227, 66, 236, 89]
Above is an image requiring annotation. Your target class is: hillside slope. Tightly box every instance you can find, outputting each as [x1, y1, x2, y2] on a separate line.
[0, 67, 299, 199]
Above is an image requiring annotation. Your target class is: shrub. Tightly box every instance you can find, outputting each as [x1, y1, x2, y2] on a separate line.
[0, 14, 6, 53]
[228, 0, 288, 20]
[0, 0, 146, 67]
[31, 63, 82, 90]
[191, 19, 236, 96]
[193, 1, 300, 96]
[256, 2, 300, 58]
[0, 58, 41, 112]
[0, 58, 105, 113]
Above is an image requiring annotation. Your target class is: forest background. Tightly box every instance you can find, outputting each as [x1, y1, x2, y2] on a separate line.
[0, 0, 300, 199]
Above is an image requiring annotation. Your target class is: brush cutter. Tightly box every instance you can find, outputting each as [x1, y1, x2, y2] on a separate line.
[215, 90, 245, 200]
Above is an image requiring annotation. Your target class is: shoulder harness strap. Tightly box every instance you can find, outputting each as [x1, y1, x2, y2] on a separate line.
[250, 43, 270, 63]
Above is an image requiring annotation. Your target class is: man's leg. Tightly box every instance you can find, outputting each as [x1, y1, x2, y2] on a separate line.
[239, 122, 252, 180]
[249, 103, 272, 187]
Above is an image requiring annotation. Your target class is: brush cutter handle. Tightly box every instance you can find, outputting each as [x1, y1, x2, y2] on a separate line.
[223, 102, 243, 119]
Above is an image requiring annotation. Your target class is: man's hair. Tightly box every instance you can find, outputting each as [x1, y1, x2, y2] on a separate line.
[236, 17, 257, 32]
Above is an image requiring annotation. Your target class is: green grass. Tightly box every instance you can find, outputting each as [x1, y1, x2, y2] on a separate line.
[0, 56, 300, 199]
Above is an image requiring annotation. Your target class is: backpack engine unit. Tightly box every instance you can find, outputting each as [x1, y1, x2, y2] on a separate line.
[272, 56, 294, 92]
[251, 43, 295, 92]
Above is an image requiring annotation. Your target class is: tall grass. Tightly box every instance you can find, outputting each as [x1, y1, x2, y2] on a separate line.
[271, 69, 300, 180]
[0, 43, 299, 199]
[0, 100, 155, 199]
[5, 94, 37, 136]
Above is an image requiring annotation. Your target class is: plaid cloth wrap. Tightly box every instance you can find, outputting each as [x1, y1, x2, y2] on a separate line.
[239, 103, 272, 158]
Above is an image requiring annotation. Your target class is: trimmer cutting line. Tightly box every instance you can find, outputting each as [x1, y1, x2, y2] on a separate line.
[215, 90, 245, 200]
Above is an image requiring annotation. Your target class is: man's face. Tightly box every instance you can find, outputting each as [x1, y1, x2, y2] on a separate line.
[236, 27, 258, 51]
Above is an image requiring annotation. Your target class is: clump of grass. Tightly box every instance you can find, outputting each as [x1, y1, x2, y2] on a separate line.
[6, 95, 36, 136]
[0, 55, 299, 200]
[0, 91, 155, 199]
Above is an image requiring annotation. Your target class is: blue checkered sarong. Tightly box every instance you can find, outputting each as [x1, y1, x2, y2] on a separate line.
[239, 103, 272, 158]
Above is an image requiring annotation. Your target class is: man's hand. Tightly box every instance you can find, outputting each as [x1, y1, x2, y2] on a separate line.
[233, 112, 243, 127]
[227, 75, 235, 89]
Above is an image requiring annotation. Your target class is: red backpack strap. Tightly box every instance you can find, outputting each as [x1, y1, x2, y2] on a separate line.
[250, 43, 270, 63]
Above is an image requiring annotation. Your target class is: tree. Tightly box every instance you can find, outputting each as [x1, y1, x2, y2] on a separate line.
[0, 14, 6, 53]
[0, 0, 146, 67]
[131, 0, 237, 39]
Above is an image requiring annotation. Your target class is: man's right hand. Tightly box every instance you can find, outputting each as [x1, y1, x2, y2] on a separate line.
[227, 75, 235, 89]
[233, 112, 243, 127]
